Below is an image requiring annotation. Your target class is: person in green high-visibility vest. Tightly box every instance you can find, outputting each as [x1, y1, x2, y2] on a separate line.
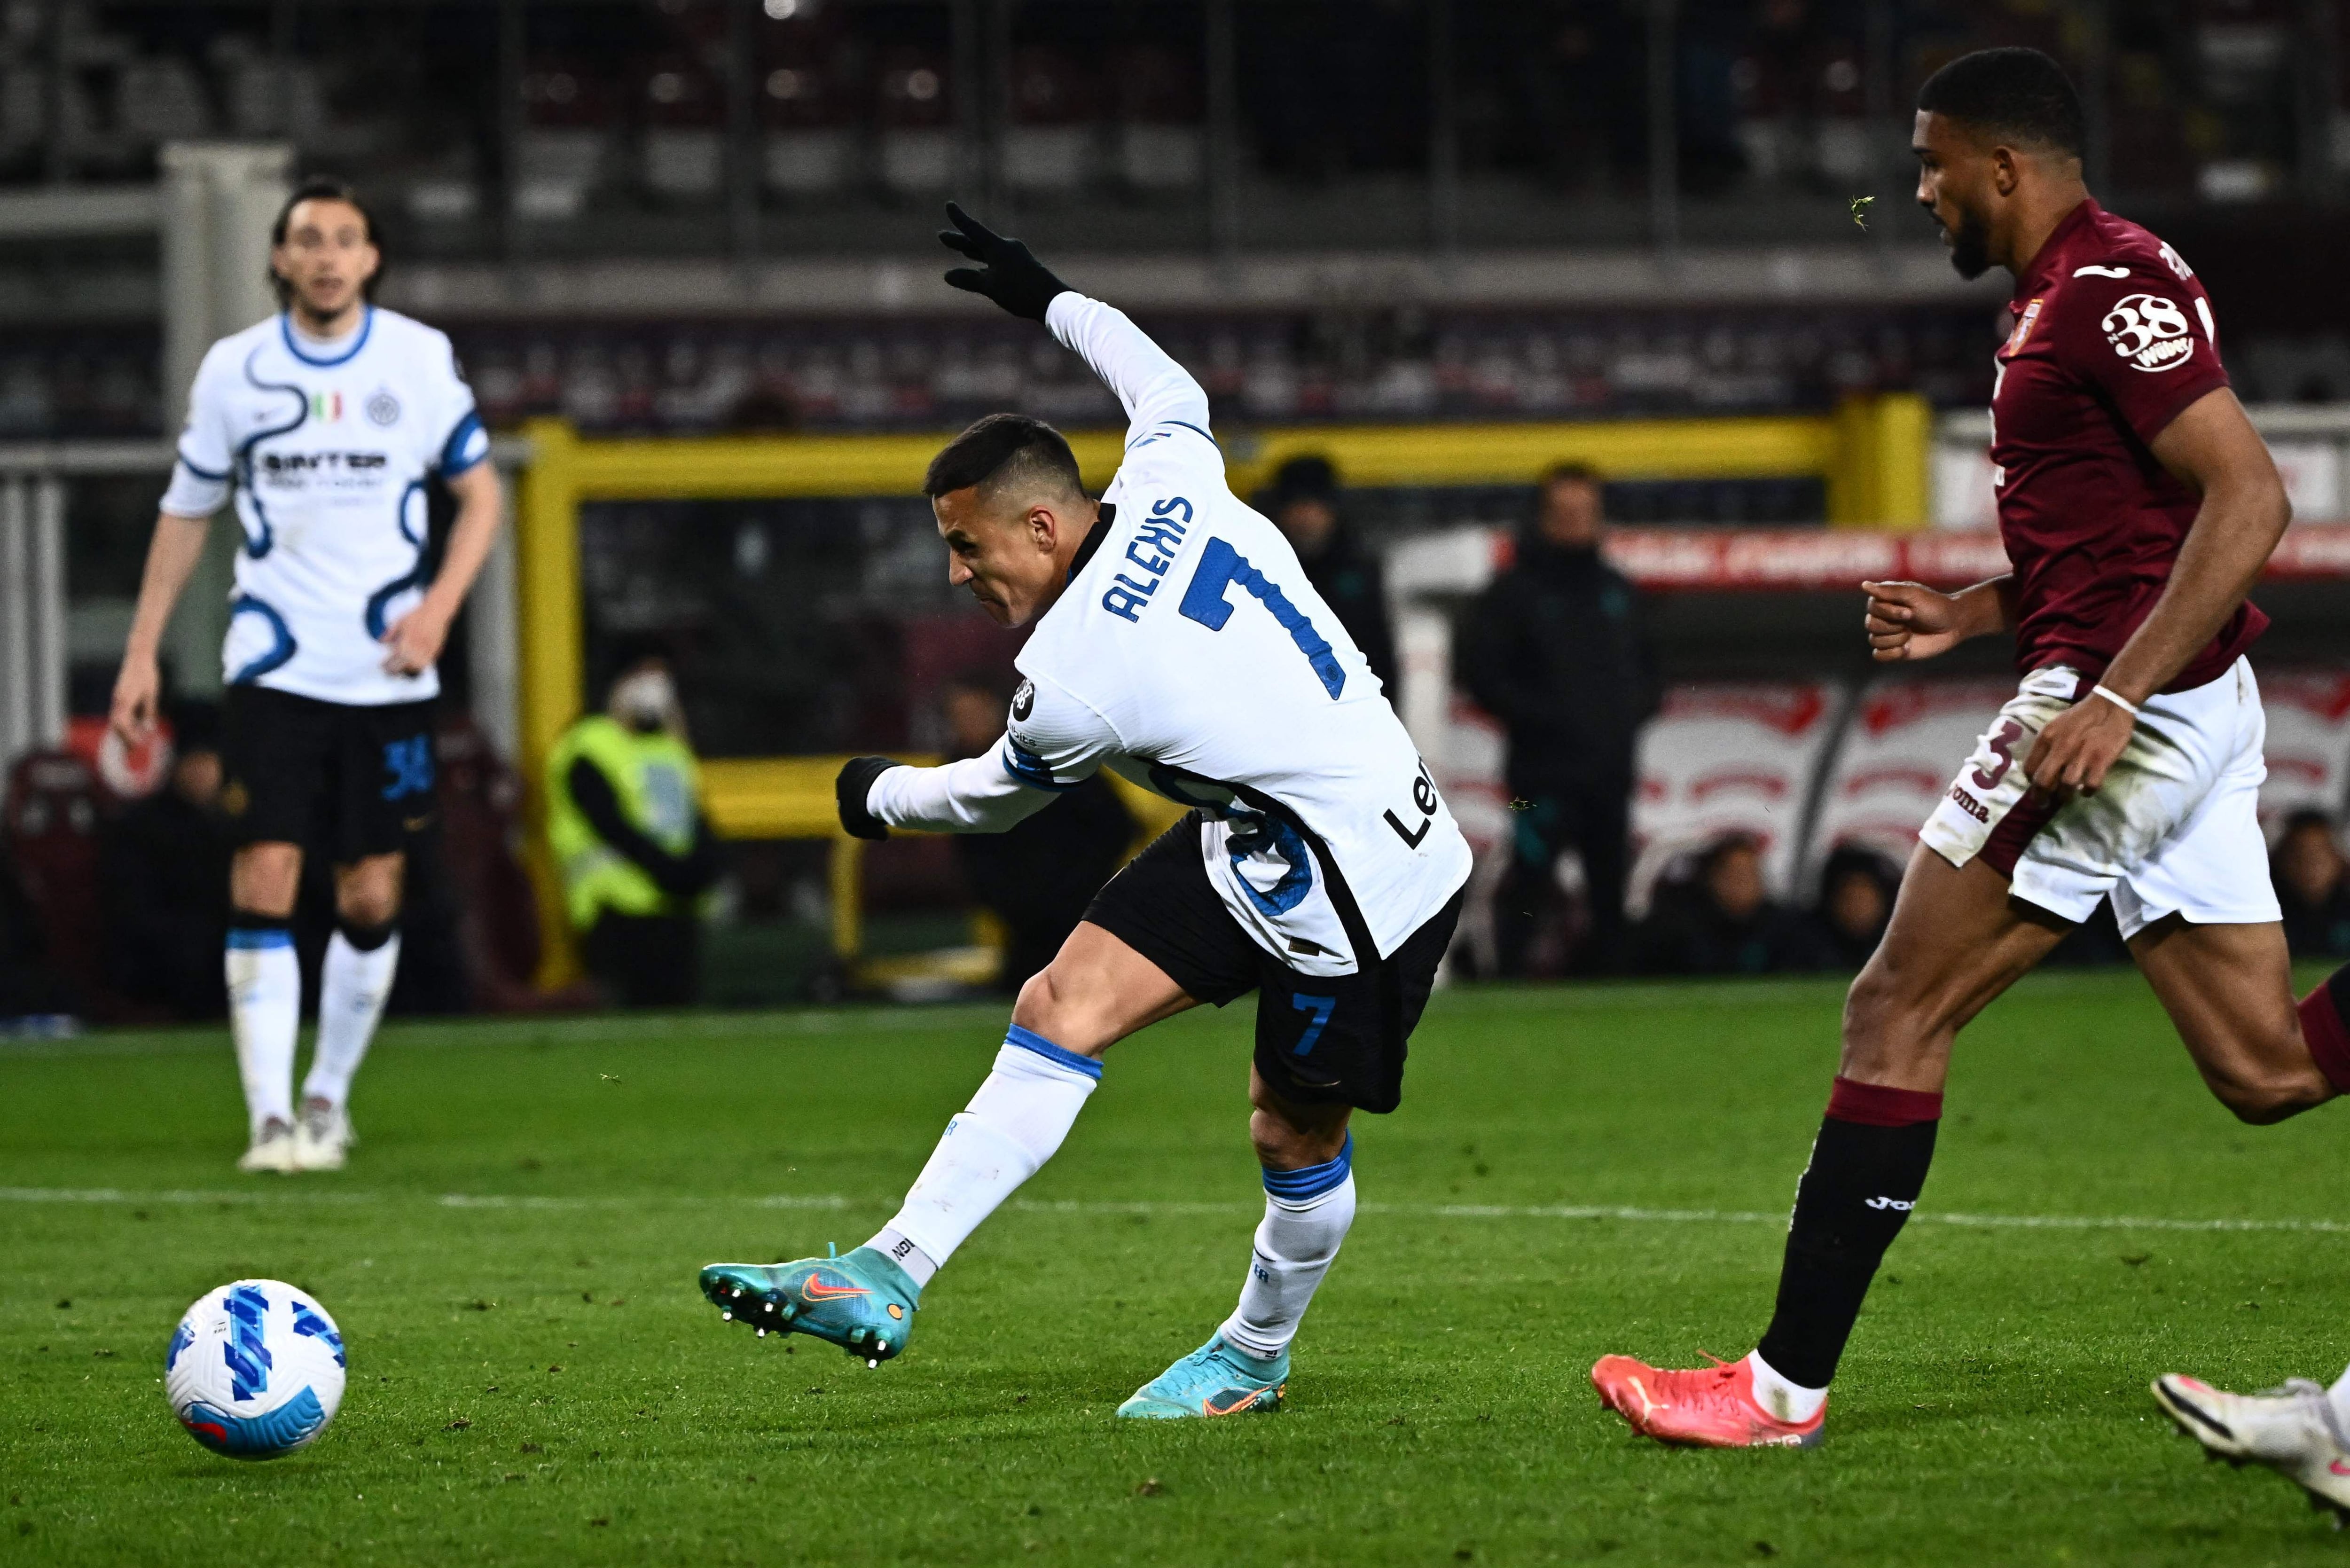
[547, 657, 719, 1007]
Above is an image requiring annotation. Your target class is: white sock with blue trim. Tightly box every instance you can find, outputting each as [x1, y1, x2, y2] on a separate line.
[225, 918, 300, 1140]
[301, 925, 400, 1109]
[867, 1025, 1102, 1285]
[1218, 1135, 1357, 1361]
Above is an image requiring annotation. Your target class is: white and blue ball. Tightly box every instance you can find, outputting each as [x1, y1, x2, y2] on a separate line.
[164, 1280, 345, 1459]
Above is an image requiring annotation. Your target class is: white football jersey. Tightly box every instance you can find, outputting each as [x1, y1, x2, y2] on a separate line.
[160, 306, 488, 707]
[870, 293, 1471, 975]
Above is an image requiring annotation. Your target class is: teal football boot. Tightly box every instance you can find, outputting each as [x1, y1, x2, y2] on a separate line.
[697, 1245, 920, 1366]
[1116, 1333, 1288, 1419]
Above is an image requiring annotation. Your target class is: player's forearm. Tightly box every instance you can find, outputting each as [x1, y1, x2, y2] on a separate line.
[867, 753, 1058, 834]
[1952, 576, 2017, 640]
[1045, 293, 1210, 436]
[2099, 480, 2288, 702]
[419, 469, 503, 619]
[122, 512, 213, 661]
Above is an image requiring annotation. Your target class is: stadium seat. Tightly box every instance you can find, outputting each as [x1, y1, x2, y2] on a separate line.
[1802, 677, 2013, 895]
[2, 748, 110, 1015]
[1628, 682, 1847, 915]
[1001, 47, 1097, 197]
[2255, 668, 2350, 836]
[876, 48, 957, 199]
[641, 55, 726, 202]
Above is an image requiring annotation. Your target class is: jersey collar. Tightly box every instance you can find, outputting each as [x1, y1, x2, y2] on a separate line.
[280, 306, 374, 367]
[2013, 198, 2099, 305]
[1064, 502, 1115, 583]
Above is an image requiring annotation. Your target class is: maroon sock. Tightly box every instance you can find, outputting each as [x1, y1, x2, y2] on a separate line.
[2297, 966, 2350, 1095]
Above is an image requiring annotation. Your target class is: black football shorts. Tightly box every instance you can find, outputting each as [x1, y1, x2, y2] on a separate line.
[1082, 810, 1463, 1114]
[220, 686, 437, 862]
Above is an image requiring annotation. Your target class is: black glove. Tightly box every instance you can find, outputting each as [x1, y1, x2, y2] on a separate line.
[939, 202, 1070, 323]
[835, 755, 899, 841]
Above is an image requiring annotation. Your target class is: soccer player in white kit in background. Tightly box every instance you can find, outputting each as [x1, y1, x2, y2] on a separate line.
[110, 180, 502, 1173]
[699, 207, 1472, 1417]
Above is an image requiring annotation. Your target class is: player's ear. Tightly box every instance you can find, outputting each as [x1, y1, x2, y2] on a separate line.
[1990, 143, 2022, 198]
[1026, 502, 1058, 553]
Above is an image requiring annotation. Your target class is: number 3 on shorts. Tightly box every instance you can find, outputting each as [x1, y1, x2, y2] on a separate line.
[1179, 537, 1346, 698]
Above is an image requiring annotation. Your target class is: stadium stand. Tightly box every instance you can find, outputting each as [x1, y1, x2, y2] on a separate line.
[1626, 682, 1846, 917]
[1803, 677, 2017, 893]
[2254, 669, 2350, 838]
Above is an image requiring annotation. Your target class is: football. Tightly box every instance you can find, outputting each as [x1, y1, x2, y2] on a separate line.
[164, 1280, 346, 1459]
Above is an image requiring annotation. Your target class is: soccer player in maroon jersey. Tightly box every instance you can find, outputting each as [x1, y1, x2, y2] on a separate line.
[1593, 47, 2350, 1454]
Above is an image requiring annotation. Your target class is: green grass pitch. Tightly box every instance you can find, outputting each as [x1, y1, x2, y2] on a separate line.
[8, 971, 2350, 1565]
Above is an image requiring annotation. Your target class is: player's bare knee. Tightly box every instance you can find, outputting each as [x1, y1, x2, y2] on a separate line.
[230, 843, 300, 915]
[1839, 963, 1937, 1076]
[1010, 963, 1103, 1054]
[1246, 1078, 1347, 1169]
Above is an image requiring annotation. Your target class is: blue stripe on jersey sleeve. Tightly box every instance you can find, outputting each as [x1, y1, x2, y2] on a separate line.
[1127, 419, 1219, 452]
[1000, 738, 1082, 792]
[174, 447, 230, 482]
[440, 410, 489, 475]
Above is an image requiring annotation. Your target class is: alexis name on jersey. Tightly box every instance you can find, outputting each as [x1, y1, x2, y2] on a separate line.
[162, 306, 488, 709]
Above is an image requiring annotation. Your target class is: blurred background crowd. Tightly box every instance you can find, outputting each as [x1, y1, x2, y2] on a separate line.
[9, 0, 2350, 1026]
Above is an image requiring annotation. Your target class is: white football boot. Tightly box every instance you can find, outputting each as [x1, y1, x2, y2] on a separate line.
[291, 1098, 354, 1172]
[236, 1117, 299, 1174]
[2154, 1372, 2350, 1525]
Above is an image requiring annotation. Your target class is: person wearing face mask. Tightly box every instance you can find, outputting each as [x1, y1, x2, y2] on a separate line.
[546, 655, 721, 1007]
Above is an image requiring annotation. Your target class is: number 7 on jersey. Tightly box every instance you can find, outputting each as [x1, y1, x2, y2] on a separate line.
[1176, 537, 1346, 698]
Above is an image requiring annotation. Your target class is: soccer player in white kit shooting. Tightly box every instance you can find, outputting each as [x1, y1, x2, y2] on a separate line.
[699, 207, 1472, 1417]
[110, 180, 501, 1174]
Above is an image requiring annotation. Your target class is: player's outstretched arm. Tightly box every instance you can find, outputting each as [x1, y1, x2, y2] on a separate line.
[110, 510, 213, 745]
[834, 752, 1059, 840]
[1859, 575, 2014, 663]
[939, 204, 1209, 440]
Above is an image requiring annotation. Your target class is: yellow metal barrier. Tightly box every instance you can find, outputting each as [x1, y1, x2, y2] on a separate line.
[512, 401, 1928, 988]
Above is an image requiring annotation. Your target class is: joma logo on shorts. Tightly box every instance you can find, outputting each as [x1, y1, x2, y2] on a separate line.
[1949, 785, 1990, 823]
[1865, 1197, 1914, 1212]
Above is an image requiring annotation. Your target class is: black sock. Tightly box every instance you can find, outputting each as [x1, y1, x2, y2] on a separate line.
[228, 909, 291, 937]
[1754, 1077, 1941, 1391]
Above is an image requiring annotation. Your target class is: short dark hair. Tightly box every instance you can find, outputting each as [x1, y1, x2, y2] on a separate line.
[923, 412, 1083, 502]
[268, 177, 383, 306]
[1916, 47, 2084, 159]
[1542, 461, 1601, 488]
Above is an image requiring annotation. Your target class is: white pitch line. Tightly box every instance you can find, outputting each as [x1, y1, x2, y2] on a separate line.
[4, 1184, 2350, 1235]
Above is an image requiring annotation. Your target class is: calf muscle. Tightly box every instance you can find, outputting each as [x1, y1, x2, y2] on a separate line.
[2130, 916, 2332, 1123]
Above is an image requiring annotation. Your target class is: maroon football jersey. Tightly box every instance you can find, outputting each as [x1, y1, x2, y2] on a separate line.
[1989, 198, 2265, 691]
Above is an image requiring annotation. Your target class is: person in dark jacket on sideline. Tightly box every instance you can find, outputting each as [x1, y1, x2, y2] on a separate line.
[100, 701, 235, 1019]
[1263, 455, 1398, 694]
[2274, 809, 2350, 958]
[1457, 462, 1660, 973]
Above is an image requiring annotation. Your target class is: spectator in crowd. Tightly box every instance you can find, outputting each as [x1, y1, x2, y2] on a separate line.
[0, 839, 70, 1024]
[939, 670, 1136, 993]
[100, 701, 234, 1019]
[547, 655, 721, 1007]
[1457, 462, 1659, 973]
[1262, 455, 1397, 692]
[1808, 845, 1900, 970]
[2274, 809, 2350, 957]
[1632, 834, 1823, 976]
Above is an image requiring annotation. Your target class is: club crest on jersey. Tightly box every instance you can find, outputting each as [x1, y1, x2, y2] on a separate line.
[308, 390, 343, 422]
[2102, 293, 2194, 372]
[2003, 298, 2042, 356]
[365, 388, 400, 426]
[1011, 679, 1035, 721]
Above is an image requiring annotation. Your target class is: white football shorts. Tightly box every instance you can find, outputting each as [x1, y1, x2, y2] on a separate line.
[1918, 657, 2280, 939]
